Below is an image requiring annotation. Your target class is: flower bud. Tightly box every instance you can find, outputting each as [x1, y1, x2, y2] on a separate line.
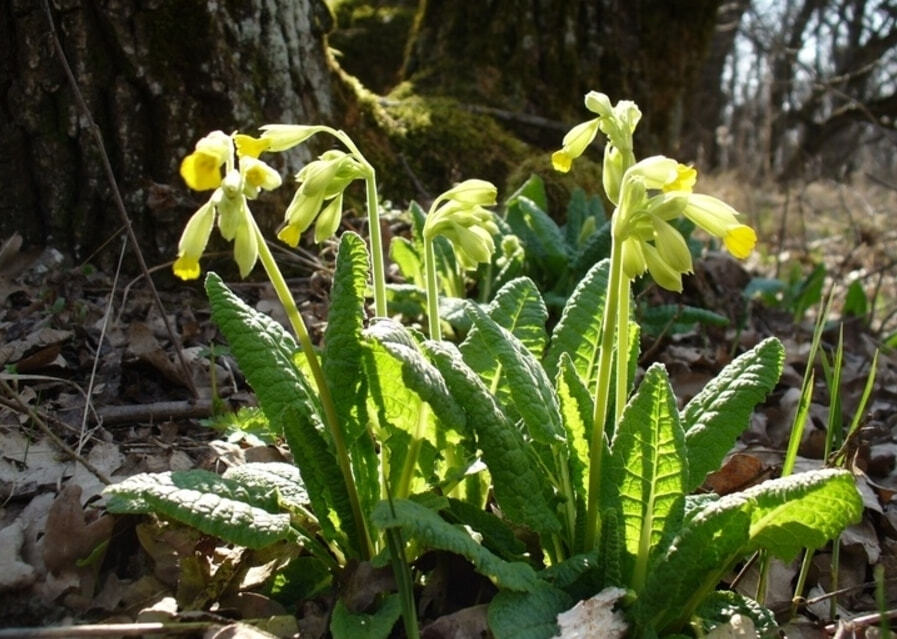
[652, 218, 693, 274]
[552, 118, 601, 173]
[442, 179, 498, 207]
[643, 242, 684, 292]
[259, 124, 327, 151]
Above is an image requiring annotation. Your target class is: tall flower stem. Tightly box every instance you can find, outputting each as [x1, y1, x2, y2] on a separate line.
[363, 168, 388, 317]
[332, 130, 388, 318]
[424, 237, 442, 341]
[252, 217, 373, 560]
[584, 227, 626, 551]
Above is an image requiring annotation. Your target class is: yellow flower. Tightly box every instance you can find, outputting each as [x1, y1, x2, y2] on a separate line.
[680, 194, 757, 259]
[724, 225, 757, 259]
[241, 156, 282, 198]
[173, 201, 215, 280]
[233, 134, 271, 159]
[180, 130, 231, 191]
[551, 119, 600, 173]
[664, 164, 697, 193]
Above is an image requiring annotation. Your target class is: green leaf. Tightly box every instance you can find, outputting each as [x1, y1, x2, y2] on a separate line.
[330, 593, 402, 639]
[363, 319, 466, 434]
[682, 337, 784, 491]
[324, 232, 379, 513]
[488, 582, 571, 639]
[506, 196, 569, 279]
[221, 462, 308, 513]
[324, 231, 370, 442]
[556, 353, 591, 496]
[637, 468, 862, 633]
[460, 277, 547, 412]
[635, 500, 751, 633]
[446, 497, 527, 560]
[463, 302, 564, 447]
[570, 220, 612, 281]
[205, 274, 354, 550]
[104, 470, 292, 549]
[842, 280, 868, 318]
[506, 173, 549, 212]
[544, 259, 610, 385]
[280, 403, 356, 553]
[205, 272, 319, 430]
[610, 363, 687, 587]
[694, 591, 778, 637]
[486, 277, 548, 358]
[389, 236, 424, 287]
[743, 468, 863, 560]
[563, 187, 590, 249]
[425, 341, 561, 536]
[371, 498, 541, 592]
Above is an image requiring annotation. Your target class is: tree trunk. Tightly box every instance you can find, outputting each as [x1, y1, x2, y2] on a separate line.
[679, 0, 751, 167]
[2, 0, 337, 269]
[401, 0, 722, 155]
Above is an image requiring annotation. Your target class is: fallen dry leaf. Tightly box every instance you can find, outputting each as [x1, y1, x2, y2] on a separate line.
[42, 484, 114, 575]
[705, 613, 756, 638]
[421, 603, 489, 639]
[552, 587, 628, 639]
[0, 521, 37, 591]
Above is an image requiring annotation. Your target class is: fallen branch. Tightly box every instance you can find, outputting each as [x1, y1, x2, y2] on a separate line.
[0, 621, 216, 638]
[96, 399, 215, 425]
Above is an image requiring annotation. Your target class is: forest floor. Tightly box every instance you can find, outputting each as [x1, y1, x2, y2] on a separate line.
[0, 174, 896, 638]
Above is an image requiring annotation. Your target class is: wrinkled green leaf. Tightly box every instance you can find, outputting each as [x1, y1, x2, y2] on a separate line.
[506, 196, 569, 278]
[742, 468, 863, 560]
[205, 274, 355, 550]
[425, 341, 561, 536]
[610, 363, 687, 585]
[682, 337, 784, 491]
[104, 470, 292, 549]
[330, 593, 402, 639]
[463, 302, 563, 447]
[488, 581, 571, 639]
[372, 498, 541, 592]
[325, 232, 379, 515]
[486, 277, 548, 358]
[544, 259, 610, 385]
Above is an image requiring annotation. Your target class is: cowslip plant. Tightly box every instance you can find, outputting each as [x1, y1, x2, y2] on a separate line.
[102, 93, 863, 639]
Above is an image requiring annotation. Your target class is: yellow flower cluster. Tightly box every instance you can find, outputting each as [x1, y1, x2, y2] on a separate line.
[173, 125, 357, 280]
[552, 92, 757, 291]
[422, 179, 499, 270]
[174, 131, 282, 280]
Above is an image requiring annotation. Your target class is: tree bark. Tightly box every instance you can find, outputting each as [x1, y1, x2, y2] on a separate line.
[2, 0, 336, 269]
[401, 0, 722, 155]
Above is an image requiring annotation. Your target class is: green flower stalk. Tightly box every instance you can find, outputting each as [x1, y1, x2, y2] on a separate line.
[554, 93, 758, 551]
[421, 179, 499, 339]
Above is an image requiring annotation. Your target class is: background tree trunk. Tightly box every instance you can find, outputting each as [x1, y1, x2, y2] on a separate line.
[401, 0, 722, 155]
[2, 0, 337, 269]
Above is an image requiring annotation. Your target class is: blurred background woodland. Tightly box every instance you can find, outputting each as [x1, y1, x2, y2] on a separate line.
[2, 0, 896, 276]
